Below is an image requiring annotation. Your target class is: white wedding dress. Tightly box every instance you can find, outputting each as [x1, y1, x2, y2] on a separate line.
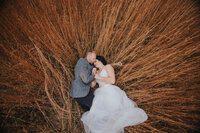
[81, 68, 148, 133]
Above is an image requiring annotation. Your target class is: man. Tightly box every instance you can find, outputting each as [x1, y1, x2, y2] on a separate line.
[70, 52, 97, 112]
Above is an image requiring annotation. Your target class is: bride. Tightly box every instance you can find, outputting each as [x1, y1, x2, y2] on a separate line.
[81, 56, 148, 133]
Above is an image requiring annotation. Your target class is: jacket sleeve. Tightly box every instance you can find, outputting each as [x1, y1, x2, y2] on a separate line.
[79, 59, 95, 84]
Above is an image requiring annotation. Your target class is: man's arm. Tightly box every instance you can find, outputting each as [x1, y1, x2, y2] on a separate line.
[79, 60, 95, 84]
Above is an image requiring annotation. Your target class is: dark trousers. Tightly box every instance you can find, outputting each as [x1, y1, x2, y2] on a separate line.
[74, 92, 94, 112]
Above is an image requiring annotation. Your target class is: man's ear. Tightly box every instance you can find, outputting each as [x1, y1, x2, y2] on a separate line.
[80, 72, 86, 83]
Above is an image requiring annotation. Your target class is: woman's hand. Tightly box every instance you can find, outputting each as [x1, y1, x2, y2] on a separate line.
[116, 62, 123, 66]
[112, 62, 123, 67]
[92, 68, 97, 75]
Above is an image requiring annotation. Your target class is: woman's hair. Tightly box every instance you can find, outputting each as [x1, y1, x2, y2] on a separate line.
[96, 56, 107, 65]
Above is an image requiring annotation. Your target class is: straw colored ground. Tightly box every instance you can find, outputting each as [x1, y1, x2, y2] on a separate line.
[0, 0, 200, 132]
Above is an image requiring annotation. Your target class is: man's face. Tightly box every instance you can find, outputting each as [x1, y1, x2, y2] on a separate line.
[90, 53, 96, 64]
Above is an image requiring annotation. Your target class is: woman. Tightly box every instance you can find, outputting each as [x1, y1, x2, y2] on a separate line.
[81, 56, 148, 133]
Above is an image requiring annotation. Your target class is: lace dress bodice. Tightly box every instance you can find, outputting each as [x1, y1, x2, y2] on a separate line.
[96, 68, 109, 87]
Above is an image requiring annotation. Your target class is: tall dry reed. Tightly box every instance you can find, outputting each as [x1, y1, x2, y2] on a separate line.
[0, 0, 200, 132]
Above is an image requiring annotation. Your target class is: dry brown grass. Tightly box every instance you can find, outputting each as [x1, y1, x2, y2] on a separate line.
[0, 0, 200, 132]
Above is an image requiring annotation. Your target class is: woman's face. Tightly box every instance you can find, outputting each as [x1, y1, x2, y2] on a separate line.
[94, 59, 103, 68]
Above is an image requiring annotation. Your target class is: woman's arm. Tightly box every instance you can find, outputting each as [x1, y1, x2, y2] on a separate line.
[111, 62, 123, 67]
[95, 64, 115, 84]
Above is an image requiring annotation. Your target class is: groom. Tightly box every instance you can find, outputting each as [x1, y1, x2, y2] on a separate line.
[70, 52, 97, 112]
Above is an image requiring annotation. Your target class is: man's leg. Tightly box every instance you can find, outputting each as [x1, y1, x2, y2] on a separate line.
[75, 92, 94, 112]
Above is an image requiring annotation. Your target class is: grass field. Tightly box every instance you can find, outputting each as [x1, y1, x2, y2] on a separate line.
[0, 0, 200, 132]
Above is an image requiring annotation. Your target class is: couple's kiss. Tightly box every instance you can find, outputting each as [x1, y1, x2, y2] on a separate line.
[70, 51, 147, 133]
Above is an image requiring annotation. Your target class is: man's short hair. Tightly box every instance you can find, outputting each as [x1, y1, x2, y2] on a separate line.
[85, 51, 96, 57]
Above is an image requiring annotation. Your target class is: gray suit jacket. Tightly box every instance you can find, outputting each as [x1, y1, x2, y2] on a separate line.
[70, 58, 95, 98]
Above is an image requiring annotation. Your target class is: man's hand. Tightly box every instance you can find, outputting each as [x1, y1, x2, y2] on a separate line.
[90, 80, 96, 88]
[92, 68, 97, 75]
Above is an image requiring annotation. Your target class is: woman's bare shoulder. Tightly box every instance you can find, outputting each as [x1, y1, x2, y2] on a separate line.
[105, 64, 114, 71]
[105, 64, 112, 68]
